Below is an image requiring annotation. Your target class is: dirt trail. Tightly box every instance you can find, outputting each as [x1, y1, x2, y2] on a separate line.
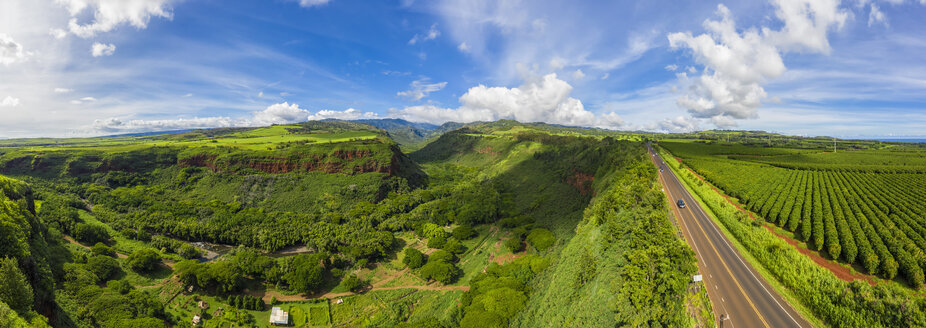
[62, 233, 176, 270]
[63, 235, 128, 259]
[371, 267, 408, 288]
[680, 165, 877, 285]
[247, 284, 470, 302]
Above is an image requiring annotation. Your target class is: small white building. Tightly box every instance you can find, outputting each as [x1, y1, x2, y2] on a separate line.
[191, 314, 201, 326]
[269, 307, 289, 326]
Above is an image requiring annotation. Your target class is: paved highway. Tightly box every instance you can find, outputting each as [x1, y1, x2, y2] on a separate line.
[647, 144, 810, 328]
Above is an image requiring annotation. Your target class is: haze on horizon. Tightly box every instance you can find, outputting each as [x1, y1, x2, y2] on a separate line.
[1, 0, 925, 139]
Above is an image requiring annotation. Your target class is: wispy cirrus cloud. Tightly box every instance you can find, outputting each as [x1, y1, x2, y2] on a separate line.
[397, 78, 447, 101]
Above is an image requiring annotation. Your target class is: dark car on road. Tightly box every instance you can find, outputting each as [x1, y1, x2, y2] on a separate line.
[677, 199, 686, 208]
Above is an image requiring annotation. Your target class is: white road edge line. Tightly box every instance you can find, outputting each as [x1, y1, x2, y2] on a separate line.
[662, 151, 804, 328]
[652, 148, 733, 328]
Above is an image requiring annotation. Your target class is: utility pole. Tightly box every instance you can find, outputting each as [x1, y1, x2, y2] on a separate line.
[833, 137, 837, 153]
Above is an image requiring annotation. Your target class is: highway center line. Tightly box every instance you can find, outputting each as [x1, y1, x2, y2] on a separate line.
[657, 145, 803, 328]
[685, 185, 805, 328]
[685, 202, 771, 328]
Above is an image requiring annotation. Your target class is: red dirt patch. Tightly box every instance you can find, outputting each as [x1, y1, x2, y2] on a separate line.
[566, 170, 595, 195]
[492, 251, 524, 265]
[765, 227, 875, 285]
[475, 146, 500, 155]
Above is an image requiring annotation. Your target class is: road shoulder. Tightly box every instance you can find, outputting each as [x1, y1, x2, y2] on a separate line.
[655, 146, 826, 328]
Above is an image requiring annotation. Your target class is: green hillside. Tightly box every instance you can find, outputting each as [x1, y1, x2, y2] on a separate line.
[0, 120, 709, 327]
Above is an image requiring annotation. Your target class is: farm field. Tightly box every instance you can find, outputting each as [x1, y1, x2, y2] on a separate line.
[0, 123, 381, 153]
[661, 138, 926, 288]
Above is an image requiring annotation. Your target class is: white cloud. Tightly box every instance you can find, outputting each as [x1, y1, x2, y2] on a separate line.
[571, 69, 585, 80]
[390, 73, 623, 129]
[457, 42, 470, 52]
[71, 96, 98, 104]
[252, 102, 309, 125]
[397, 78, 447, 101]
[600, 73, 609, 80]
[868, 3, 888, 27]
[665, 64, 678, 71]
[0, 34, 30, 65]
[89, 102, 379, 134]
[91, 42, 116, 57]
[49, 28, 68, 39]
[299, 0, 331, 8]
[668, 1, 847, 127]
[91, 117, 236, 133]
[408, 24, 440, 45]
[309, 108, 379, 121]
[54, 88, 73, 93]
[183, 93, 193, 97]
[56, 0, 175, 38]
[710, 115, 738, 128]
[258, 91, 264, 97]
[1, 96, 21, 107]
[764, 0, 848, 54]
[655, 116, 700, 133]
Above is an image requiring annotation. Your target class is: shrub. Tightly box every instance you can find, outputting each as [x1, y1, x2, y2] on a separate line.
[525, 228, 555, 252]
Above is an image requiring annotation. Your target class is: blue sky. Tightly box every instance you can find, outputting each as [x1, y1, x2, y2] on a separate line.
[1, 0, 925, 138]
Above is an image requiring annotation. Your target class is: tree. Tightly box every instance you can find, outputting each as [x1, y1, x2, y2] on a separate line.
[428, 250, 454, 264]
[135, 230, 151, 242]
[0, 257, 33, 314]
[107, 279, 133, 294]
[419, 261, 460, 284]
[120, 228, 136, 240]
[283, 254, 325, 294]
[442, 238, 465, 254]
[91, 242, 117, 257]
[427, 233, 447, 249]
[342, 274, 365, 292]
[87, 255, 120, 282]
[452, 224, 476, 240]
[526, 228, 555, 252]
[73, 223, 110, 244]
[403, 248, 425, 269]
[504, 236, 523, 252]
[126, 249, 161, 273]
[179, 244, 202, 260]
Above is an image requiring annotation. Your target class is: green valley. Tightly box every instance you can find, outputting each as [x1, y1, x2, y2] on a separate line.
[0, 120, 704, 328]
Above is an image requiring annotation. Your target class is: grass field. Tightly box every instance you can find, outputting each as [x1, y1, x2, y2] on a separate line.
[282, 301, 330, 327]
[0, 124, 380, 153]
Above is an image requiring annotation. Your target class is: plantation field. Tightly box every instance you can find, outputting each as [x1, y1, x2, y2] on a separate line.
[661, 140, 926, 288]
